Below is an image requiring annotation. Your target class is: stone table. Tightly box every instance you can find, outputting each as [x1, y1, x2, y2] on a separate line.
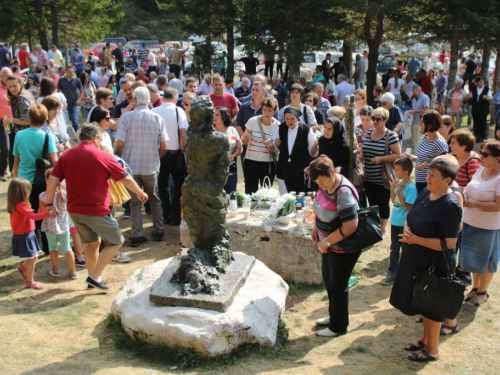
[180, 210, 322, 285]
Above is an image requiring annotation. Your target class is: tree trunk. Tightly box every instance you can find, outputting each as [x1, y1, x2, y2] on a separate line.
[364, 13, 384, 105]
[481, 40, 491, 82]
[343, 43, 353, 82]
[447, 17, 460, 90]
[50, 0, 59, 47]
[35, 0, 49, 50]
[225, 0, 235, 81]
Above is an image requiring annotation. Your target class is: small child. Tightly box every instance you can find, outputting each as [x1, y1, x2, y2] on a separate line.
[39, 169, 78, 280]
[8, 178, 55, 289]
[381, 157, 417, 285]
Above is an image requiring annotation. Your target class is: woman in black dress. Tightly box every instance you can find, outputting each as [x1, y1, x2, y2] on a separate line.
[390, 157, 462, 362]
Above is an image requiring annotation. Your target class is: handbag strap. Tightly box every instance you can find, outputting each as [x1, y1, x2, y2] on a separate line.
[42, 132, 49, 159]
[257, 116, 278, 168]
[384, 129, 390, 156]
[333, 176, 361, 207]
[440, 238, 456, 277]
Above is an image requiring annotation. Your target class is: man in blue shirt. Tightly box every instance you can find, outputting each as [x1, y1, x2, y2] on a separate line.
[408, 56, 420, 75]
[409, 84, 429, 153]
[0, 43, 11, 68]
[436, 69, 447, 114]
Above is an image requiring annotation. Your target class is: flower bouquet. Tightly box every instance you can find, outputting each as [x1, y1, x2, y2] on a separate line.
[250, 176, 280, 208]
[269, 193, 296, 224]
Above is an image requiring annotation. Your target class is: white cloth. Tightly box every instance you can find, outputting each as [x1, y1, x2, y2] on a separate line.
[388, 77, 405, 96]
[476, 86, 492, 101]
[362, 56, 369, 73]
[148, 52, 157, 67]
[245, 116, 280, 162]
[464, 167, 500, 230]
[152, 102, 189, 150]
[272, 126, 318, 162]
[197, 81, 213, 96]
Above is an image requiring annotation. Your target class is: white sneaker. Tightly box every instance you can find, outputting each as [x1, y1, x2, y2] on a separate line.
[315, 316, 330, 326]
[316, 327, 345, 337]
[113, 253, 131, 263]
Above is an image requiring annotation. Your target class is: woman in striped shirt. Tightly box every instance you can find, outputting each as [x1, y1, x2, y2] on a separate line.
[362, 107, 402, 236]
[404, 110, 449, 194]
[449, 128, 481, 190]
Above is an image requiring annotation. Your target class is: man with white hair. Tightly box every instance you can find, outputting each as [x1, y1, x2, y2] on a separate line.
[35, 44, 49, 69]
[409, 84, 429, 152]
[115, 87, 169, 247]
[313, 82, 331, 119]
[197, 74, 213, 95]
[169, 41, 191, 78]
[332, 74, 354, 106]
[0, 67, 13, 181]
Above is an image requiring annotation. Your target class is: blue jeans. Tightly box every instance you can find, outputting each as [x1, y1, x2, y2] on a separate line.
[355, 80, 365, 90]
[81, 107, 90, 122]
[66, 106, 79, 133]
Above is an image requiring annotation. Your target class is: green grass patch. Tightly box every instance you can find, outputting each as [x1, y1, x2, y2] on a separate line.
[288, 283, 325, 296]
[103, 313, 290, 370]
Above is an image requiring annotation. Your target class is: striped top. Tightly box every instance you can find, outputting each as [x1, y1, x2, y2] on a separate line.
[415, 134, 449, 183]
[362, 129, 399, 184]
[455, 152, 481, 187]
[245, 116, 280, 162]
[464, 167, 500, 230]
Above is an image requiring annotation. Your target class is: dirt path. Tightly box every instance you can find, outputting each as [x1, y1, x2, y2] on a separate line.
[0, 178, 499, 375]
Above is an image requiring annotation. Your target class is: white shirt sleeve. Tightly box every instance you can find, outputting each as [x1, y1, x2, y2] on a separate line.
[178, 107, 189, 129]
[307, 129, 318, 157]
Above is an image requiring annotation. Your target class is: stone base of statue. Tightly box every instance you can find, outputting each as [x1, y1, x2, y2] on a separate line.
[150, 250, 255, 312]
[111, 253, 288, 356]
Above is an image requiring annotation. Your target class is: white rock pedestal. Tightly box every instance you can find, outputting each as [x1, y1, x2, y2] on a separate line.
[111, 253, 289, 356]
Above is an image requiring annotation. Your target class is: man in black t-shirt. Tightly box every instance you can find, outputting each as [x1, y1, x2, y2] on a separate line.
[112, 43, 124, 67]
[239, 53, 259, 75]
[463, 56, 477, 88]
[332, 57, 346, 84]
[322, 54, 332, 80]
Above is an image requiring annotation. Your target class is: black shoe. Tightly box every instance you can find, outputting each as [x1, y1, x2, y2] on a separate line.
[152, 230, 164, 242]
[169, 219, 181, 226]
[0, 174, 7, 182]
[145, 208, 152, 216]
[122, 209, 131, 219]
[86, 277, 109, 290]
[130, 236, 147, 247]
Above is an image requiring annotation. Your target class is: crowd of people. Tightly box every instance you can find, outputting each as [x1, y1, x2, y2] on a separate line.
[2, 42, 500, 363]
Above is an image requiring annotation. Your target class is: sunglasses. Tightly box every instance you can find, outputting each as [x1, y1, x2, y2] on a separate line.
[371, 117, 386, 122]
[479, 151, 493, 158]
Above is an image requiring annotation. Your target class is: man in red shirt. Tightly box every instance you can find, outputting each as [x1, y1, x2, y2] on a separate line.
[418, 69, 433, 97]
[45, 124, 148, 290]
[135, 67, 150, 84]
[208, 76, 239, 124]
[18, 44, 30, 69]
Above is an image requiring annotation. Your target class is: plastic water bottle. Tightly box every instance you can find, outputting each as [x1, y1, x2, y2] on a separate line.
[348, 276, 360, 288]
[229, 192, 238, 218]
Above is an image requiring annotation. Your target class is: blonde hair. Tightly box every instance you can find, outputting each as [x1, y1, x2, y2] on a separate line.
[372, 107, 389, 119]
[7, 178, 31, 214]
[326, 106, 346, 121]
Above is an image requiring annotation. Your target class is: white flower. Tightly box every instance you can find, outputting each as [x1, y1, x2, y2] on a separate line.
[269, 202, 279, 217]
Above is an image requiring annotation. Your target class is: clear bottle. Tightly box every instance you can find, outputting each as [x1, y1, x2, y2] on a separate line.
[305, 201, 315, 226]
[229, 192, 238, 217]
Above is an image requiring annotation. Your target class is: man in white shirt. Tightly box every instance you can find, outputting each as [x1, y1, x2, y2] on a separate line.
[362, 50, 369, 74]
[152, 87, 189, 226]
[424, 53, 433, 74]
[146, 48, 157, 76]
[332, 74, 355, 106]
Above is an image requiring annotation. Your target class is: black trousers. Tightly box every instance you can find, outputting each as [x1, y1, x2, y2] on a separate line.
[29, 181, 49, 254]
[170, 64, 181, 78]
[8, 131, 15, 172]
[473, 111, 489, 142]
[363, 180, 391, 219]
[243, 159, 275, 194]
[0, 124, 9, 177]
[322, 250, 361, 333]
[158, 152, 185, 222]
[264, 61, 274, 78]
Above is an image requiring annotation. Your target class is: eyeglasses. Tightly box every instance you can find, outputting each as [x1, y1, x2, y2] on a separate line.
[104, 117, 111, 121]
[371, 117, 386, 122]
[380, 101, 388, 105]
[355, 97, 363, 101]
[96, 136, 103, 142]
[479, 151, 493, 158]
[183, 103, 191, 106]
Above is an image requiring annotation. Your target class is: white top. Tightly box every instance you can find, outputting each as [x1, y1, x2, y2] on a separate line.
[476, 86, 492, 101]
[148, 52, 157, 66]
[464, 166, 500, 230]
[442, 62, 450, 74]
[405, 81, 415, 100]
[245, 116, 280, 162]
[272, 126, 318, 162]
[388, 77, 405, 96]
[325, 79, 336, 95]
[152, 102, 189, 150]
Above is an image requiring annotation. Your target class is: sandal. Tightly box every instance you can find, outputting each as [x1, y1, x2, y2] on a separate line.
[464, 288, 478, 303]
[408, 349, 438, 362]
[25, 281, 43, 290]
[17, 264, 27, 281]
[415, 315, 423, 323]
[467, 291, 489, 307]
[404, 340, 425, 351]
[440, 323, 459, 336]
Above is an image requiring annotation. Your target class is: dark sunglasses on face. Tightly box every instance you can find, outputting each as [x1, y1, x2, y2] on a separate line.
[371, 117, 386, 122]
[479, 151, 493, 158]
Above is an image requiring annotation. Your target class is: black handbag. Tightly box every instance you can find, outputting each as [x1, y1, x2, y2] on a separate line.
[328, 179, 383, 253]
[33, 133, 51, 185]
[412, 239, 467, 320]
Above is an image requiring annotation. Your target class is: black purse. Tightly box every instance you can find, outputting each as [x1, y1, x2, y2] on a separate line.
[328, 179, 383, 253]
[33, 133, 51, 185]
[412, 239, 467, 320]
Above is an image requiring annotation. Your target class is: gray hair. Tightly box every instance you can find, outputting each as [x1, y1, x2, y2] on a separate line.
[149, 71, 157, 79]
[380, 92, 395, 106]
[412, 84, 422, 91]
[272, 74, 281, 80]
[164, 87, 178, 100]
[338, 74, 346, 81]
[342, 95, 350, 103]
[79, 124, 103, 141]
[253, 74, 268, 84]
[212, 75, 224, 83]
[242, 77, 250, 84]
[359, 105, 374, 117]
[455, 78, 464, 85]
[313, 83, 324, 91]
[146, 83, 159, 94]
[133, 86, 151, 106]
[183, 91, 196, 101]
[203, 73, 212, 80]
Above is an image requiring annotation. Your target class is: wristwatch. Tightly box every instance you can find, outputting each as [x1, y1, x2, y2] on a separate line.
[46, 203, 54, 206]
[324, 238, 332, 247]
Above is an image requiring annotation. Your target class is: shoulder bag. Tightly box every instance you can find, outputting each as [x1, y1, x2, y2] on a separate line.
[412, 239, 467, 320]
[33, 133, 52, 185]
[175, 107, 187, 172]
[382, 130, 396, 189]
[328, 179, 383, 253]
[257, 116, 278, 170]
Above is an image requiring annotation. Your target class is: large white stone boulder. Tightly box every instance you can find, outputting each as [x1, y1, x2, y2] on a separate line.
[111, 253, 289, 356]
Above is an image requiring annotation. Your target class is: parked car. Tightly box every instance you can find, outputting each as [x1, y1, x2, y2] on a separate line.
[84, 43, 117, 57]
[377, 54, 396, 74]
[101, 37, 127, 46]
[124, 40, 159, 51]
